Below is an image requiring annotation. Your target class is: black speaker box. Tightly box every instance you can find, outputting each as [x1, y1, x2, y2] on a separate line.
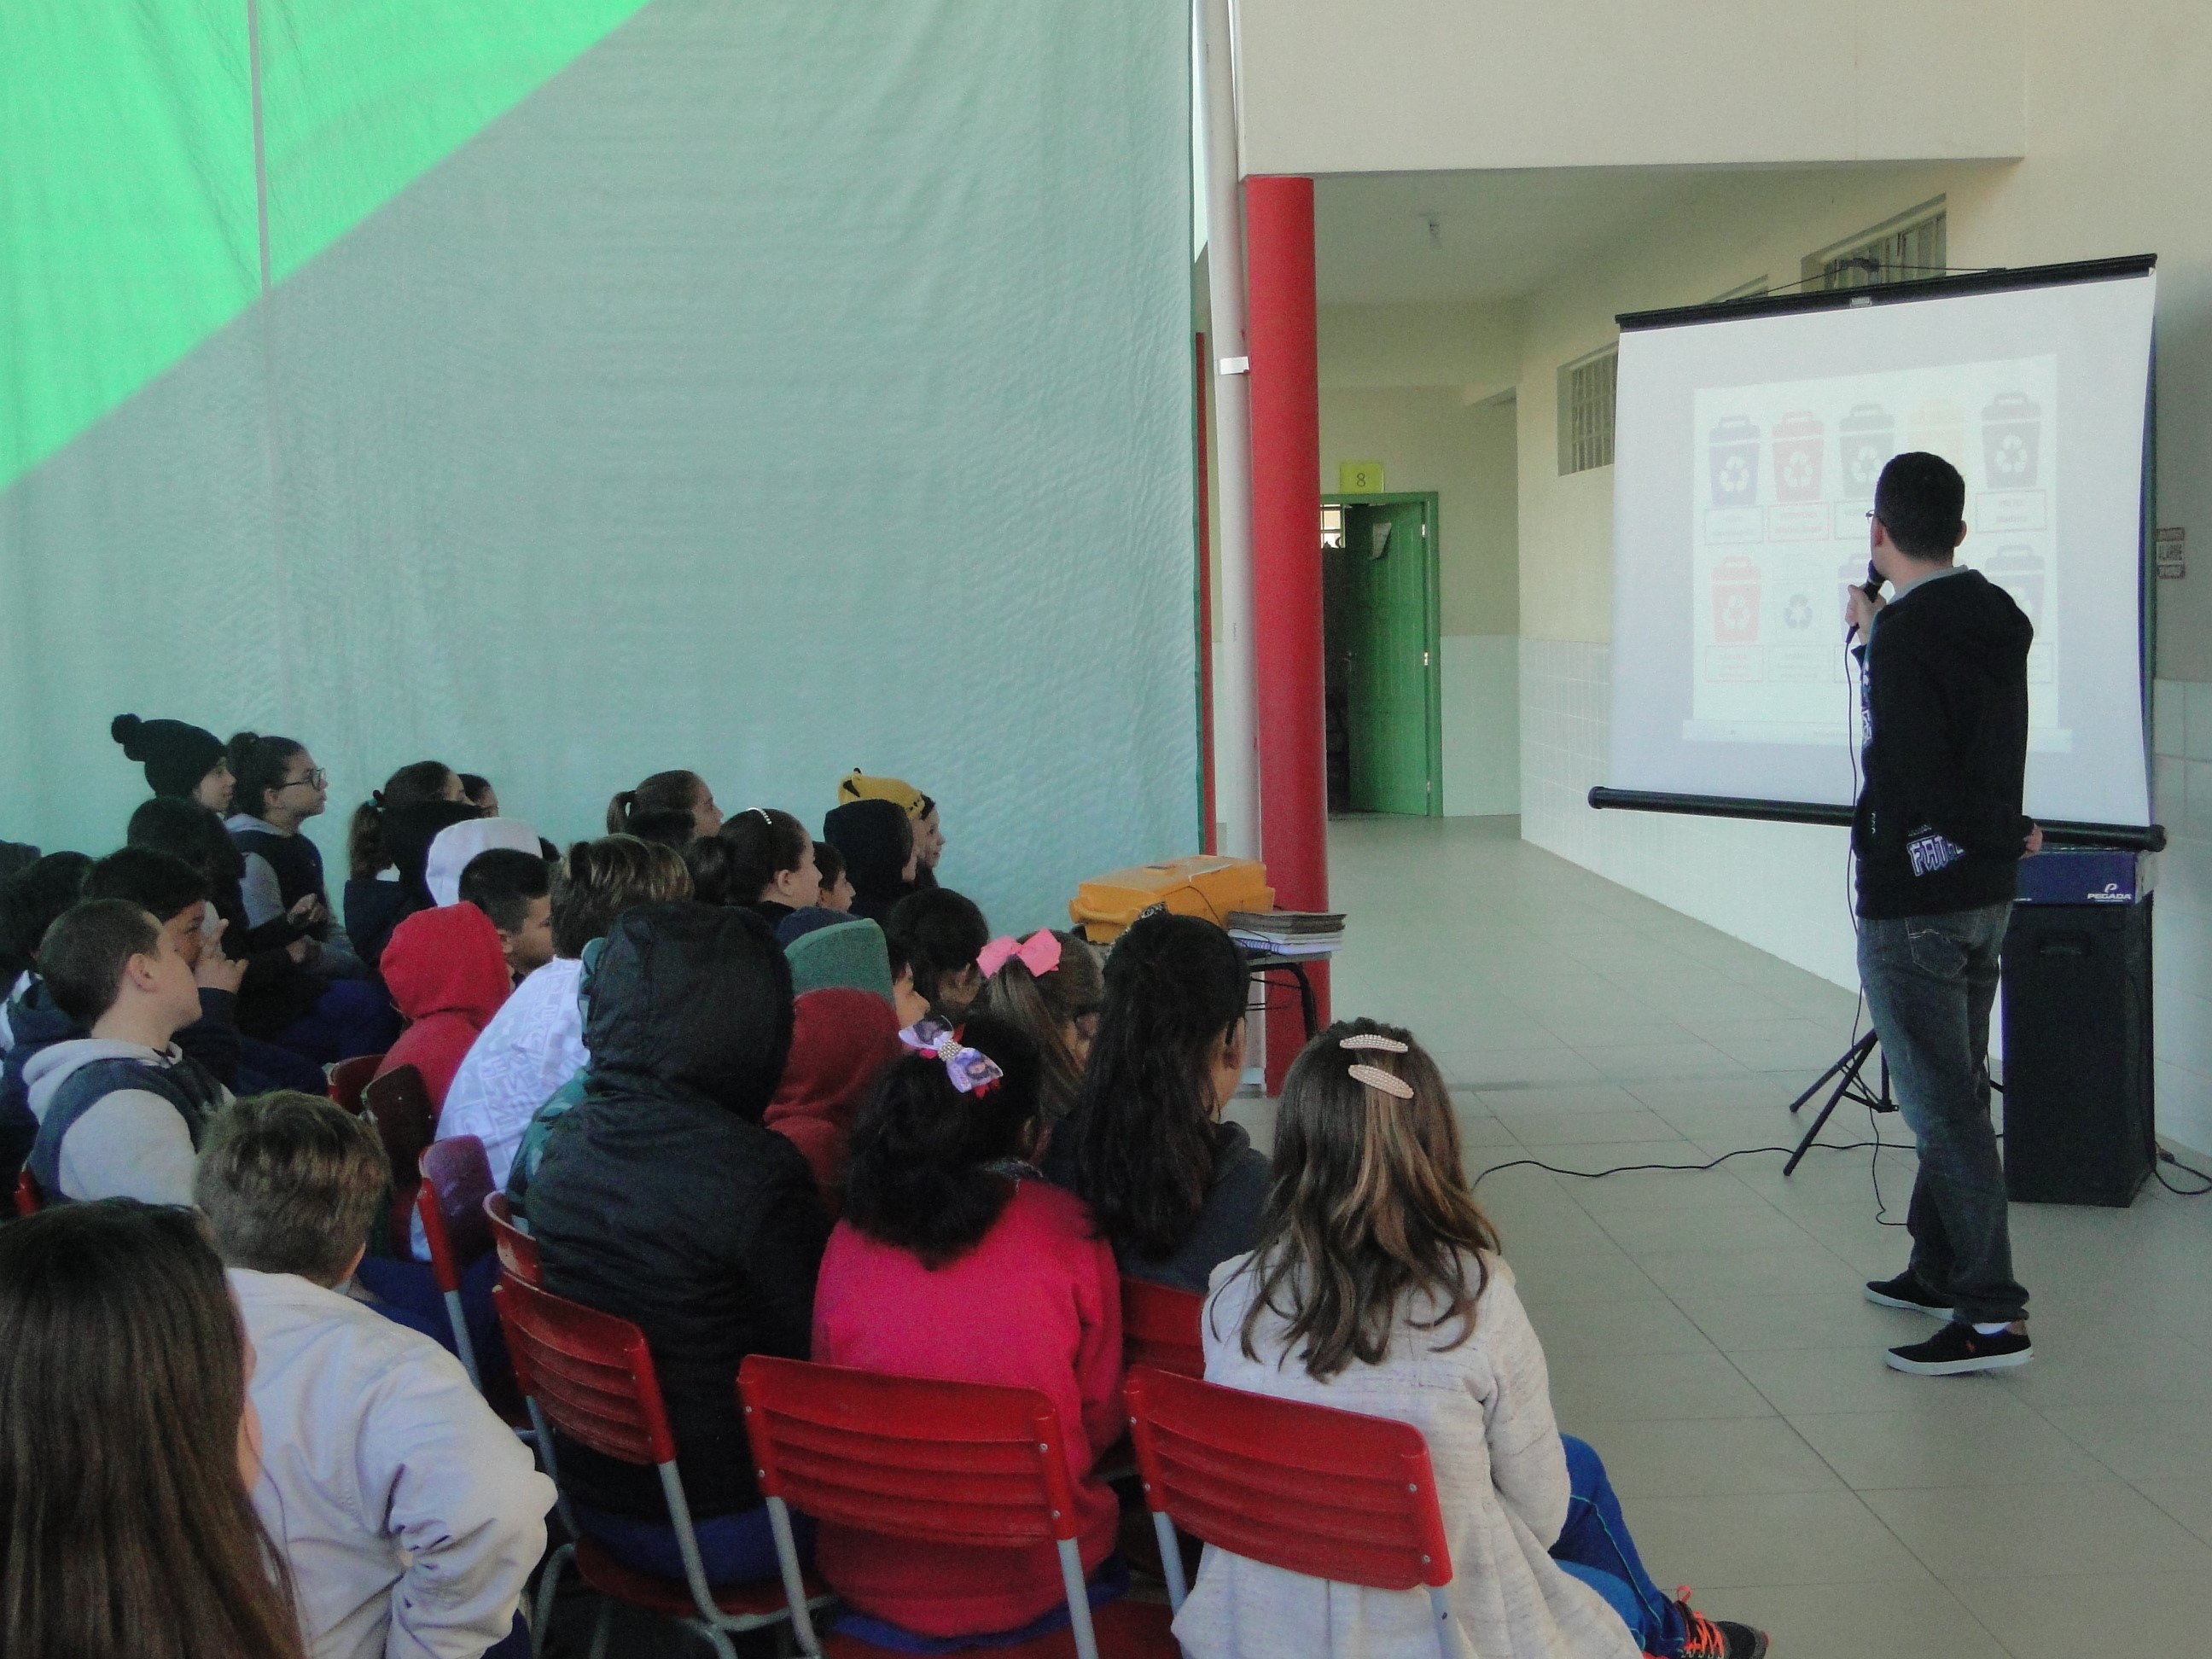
[2000, 897, 2155, 1206]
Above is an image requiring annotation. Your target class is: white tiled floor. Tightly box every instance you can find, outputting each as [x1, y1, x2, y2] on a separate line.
[1261, 815, 2212, 1659]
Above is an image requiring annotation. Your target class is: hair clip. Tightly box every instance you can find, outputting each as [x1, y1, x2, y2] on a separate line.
[751, 806, 771, 824]
[1339, 1033, 1409, 1054]
[1348, 1062, 1415, 1099]
[976, 930, 1062, 981]
[899, 1018, 1004, 1096]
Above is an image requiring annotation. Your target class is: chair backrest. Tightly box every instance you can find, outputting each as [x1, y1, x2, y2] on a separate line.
[739, 1354, 1082, 1548]
[1124, 1365, 1452, 1592]
[360, 1063, 435, 1182]
[1121, 1278, 1204, 1377]
[12, 1170, 41, 1218]
[482, 1190, 542, 1286]
[327, 1052, 386, 1115]
[417, 1135, 495, 1294]
[492, 1275, 676, 1466]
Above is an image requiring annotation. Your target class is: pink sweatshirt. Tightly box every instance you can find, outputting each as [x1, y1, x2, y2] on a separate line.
[810, 1179, 1124, 1638]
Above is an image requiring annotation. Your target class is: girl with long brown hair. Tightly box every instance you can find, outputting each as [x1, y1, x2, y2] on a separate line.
[0, 1200, 307, 1659]
[1180, 1019, 1767, 1659]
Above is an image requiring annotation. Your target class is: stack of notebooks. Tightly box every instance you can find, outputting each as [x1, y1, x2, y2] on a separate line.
[1226, 911, 1345, 958]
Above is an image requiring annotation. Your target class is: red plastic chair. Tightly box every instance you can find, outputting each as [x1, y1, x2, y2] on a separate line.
[739, 1354, 1179, 1659]
[492, 1277, 830, 1659]
[12, 1170, 42, 1218]
[1121, 1278, 1204, 1378]
[1124, 1364, 1458, 1659]
[482, 1190, 542, 1287]
[361, 1063, 435, 1242]
[327, 1051, 386, 1115]
[417, 1136, 495, 1390]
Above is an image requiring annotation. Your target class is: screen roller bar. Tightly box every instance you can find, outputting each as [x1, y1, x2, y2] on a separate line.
[1586, 787, 2166, 853]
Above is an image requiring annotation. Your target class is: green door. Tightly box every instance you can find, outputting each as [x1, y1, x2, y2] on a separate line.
[1333, 498, 1435, 815]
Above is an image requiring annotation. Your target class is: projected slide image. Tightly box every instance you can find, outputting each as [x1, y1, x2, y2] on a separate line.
[1686, 354, 2060, 747]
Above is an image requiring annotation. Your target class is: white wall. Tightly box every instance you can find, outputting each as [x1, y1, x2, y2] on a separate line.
[1235, 0, 2024, 177]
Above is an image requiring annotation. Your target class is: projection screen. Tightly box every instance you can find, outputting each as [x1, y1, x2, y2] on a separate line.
[1606, 259, 2157, 829]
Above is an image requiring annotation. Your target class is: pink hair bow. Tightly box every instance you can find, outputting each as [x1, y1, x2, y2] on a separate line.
[976, 929, 1062, 981]
[899, 1019, 1004, 1095]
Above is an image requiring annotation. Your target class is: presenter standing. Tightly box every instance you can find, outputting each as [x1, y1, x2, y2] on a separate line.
[1845, 453, 2039, 1377]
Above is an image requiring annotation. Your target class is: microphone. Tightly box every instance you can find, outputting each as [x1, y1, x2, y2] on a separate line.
[1848, 563, 1883, 642]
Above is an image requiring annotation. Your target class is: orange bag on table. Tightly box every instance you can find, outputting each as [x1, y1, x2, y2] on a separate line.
[1068, 856, 1273, 946]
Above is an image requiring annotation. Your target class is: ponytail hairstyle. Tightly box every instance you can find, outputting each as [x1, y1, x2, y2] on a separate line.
[971, 930, 1103, 1126]
[1062, 911, 1249, 1259]
[717, 807, 810, 902]
[682, 834, 741, 906]
[346, 760, 459, 881]
[550, 835, 694, 958]
[224, 731, 306, 823]
[607, 770, 705, 835]
[1236, 1019, 1499, 1381]
[842, 1015, 1043, 1268]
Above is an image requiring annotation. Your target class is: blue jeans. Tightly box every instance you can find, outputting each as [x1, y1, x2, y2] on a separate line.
[271, 979, 401, 1068]
[1857, 903, 2029, 1324]
[573, 1501, 812, 1586]
[1551, 1435, 1685, 1656]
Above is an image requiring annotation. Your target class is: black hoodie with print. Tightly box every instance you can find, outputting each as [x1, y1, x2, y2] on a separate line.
[1853, 568, 2035, 920]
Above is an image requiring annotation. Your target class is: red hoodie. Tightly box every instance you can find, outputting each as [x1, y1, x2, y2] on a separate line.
[763, 988, 902, 1213]
[374, 903, 513, 1112]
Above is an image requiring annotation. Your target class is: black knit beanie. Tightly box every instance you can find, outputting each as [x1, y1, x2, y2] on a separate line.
[112, 714, 227, 798]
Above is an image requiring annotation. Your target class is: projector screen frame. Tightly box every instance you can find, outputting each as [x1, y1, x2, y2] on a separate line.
[1615, 253, 2157, 335]
[1586, 786, 2165, 853]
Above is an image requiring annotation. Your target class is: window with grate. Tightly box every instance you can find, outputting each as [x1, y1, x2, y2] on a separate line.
[1557, 346, 1617, 475]
[1805, 203, 1947, 291]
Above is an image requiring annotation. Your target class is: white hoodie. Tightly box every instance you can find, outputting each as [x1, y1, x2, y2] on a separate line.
[22, 1037, 230, 1204]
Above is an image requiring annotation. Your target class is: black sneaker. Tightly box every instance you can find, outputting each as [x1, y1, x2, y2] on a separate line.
[1885, 1321, 2033, 1376]
[1674, 1588, 1768, 1658]
[1864, 1272, 1953, 1320]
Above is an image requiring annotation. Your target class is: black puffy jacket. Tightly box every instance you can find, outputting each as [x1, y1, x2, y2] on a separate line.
[527, 900, 826, 1520]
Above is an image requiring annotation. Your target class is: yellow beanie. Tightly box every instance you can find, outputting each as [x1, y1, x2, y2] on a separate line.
[835, 770, 926, 818]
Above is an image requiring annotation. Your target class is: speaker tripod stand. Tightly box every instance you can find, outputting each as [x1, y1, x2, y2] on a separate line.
[1784, 1031, 1892, 1175]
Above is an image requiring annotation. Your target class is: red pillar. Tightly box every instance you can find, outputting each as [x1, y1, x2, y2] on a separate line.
[1244, 175, 1328, 1089]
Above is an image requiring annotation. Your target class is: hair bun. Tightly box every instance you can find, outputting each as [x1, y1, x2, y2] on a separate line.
[111, 713, 144, 754]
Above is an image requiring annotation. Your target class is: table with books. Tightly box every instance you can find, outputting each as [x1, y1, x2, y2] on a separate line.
[1227, 910, 1343, 1042]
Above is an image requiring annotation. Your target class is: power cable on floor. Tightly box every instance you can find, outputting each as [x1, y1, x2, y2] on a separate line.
[1474, 1138, 1883, 1189]
[2153, 1150, 2212, 1196]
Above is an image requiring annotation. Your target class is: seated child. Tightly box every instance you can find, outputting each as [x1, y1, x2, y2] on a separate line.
[1179, 1021, 1767, 1659]
[812, 1016, 1123, 1644]
[820, 799, 915, 924]
[457, 847, 556, 981]
[608, 770, 724, 840]
[812, 841, 854, 913]
[970, 928, 1102, 1130]
[374, 902, 513, 1113]
[883, 888, 989, 1022]
[20, 898, 230, 1204]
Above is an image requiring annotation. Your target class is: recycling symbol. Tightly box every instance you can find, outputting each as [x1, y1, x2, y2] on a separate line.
[1849, 445, 1883, 488]
[1781, 451, 1814, 490]
[1784, 593, 1813, 630]
[1718, 454, 1751, 497]
[1994, 434, 2031, 477]
[1721, 593, 1753, 632]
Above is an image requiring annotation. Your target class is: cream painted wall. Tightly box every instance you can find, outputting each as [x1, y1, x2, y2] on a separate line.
[1319, 301, 1521, 396]
[1318, 386, 1517, 636]
[1236, 0, 2023, 177]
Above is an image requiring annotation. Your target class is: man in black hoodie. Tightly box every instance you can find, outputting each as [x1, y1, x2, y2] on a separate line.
[1847, 453, 2038, 1377]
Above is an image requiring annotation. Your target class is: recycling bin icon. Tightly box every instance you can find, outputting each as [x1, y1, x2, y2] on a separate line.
[1712, 555, 1764, 643]
[1839, 404, 1895, 494]
[1708, 416, 1761, 508]
[1982, 393, 2041, 488]
[1782, 591, 1816, 632]
[1984, 544, 2046, 627]
[1772, 411, 1826, 503]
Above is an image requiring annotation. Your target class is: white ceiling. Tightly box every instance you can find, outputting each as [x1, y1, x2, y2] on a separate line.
[1313, 167, 1818, 306]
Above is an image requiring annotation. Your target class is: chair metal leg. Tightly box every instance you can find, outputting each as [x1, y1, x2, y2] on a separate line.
[1057, 1537, 1099, 1659]
[445, 1287, 482, 1390]
[1429, 1586, 1454, 1659]
[693, 1622, 738, 1659]
[1152, 1511, 1188, 1610]
[586, 1596, 614, 1659]
[767, 1495, 823, 1656]
[530, 1541, 573, 1659]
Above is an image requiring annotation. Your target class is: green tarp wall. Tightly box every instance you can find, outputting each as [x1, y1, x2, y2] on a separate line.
[1, 0, 1196, 929]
